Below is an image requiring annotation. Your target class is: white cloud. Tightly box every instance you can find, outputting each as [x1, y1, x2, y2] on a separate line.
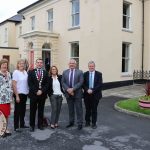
[0, 0, 38, 22]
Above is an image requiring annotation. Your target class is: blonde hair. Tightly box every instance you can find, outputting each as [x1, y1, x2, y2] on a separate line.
[16, 59, 25, 70]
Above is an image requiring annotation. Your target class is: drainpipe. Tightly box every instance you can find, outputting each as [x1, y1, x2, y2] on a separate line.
[141, 0, 144, 79]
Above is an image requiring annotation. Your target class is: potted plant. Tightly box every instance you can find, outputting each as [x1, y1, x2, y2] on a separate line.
[139, 82, 150, 108]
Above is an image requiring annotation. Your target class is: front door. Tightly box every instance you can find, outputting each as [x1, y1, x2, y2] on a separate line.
[42, 50, 51, 72]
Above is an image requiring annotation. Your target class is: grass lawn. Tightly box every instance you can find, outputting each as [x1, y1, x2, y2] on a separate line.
[116, 98, 150, 115]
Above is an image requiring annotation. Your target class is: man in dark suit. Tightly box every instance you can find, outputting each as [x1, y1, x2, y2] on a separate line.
[28, 58, 49, 132]
[83, 61, 103, 129]
[62, 59, 83, 130]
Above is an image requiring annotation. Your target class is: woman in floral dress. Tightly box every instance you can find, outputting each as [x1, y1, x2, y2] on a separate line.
[0, 59, 13, 137]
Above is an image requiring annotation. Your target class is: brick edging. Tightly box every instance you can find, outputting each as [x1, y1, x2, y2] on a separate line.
[114, 102, 150, 119]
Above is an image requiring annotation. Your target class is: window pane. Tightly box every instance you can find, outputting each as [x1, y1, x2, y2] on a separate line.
[125, 59, 129, 72]
[72, 0, 79, 14]
[125, 47, 129, 57]
[122, 43, 130, 73]
[123, 16, 126, 28]
[75, 14, 79, 26]
[31, 16, 35, 30]
[72, 14, 79, 26]
[71, 43, 79, 57]
[48, 10, 53, 21]
[70, 42, 79, 68]
[126, 17, 130, 29]
[123, 4, 127, 15]
[48, 22, 53, 31]
[72, 0, 79, 27]
[48, 10, 53, 31]
[122, 44, 126, 57]
[71, 48, 79, 57]
[122, 59, 125, 72]
[123, 3, 130, 29]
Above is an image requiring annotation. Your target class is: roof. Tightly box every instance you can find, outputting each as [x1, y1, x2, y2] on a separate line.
[0, 14, 22, 25]
[0, 0, 45, 25]
[8, 14, 23, 22]
[17, 0, 44, 14]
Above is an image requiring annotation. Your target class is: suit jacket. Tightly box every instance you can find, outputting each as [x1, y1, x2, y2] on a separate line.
[28, 69, 49, 99]
[62, 69, 83, 98]
[48, 75, 64, 97]
[83, 71, 103, 100]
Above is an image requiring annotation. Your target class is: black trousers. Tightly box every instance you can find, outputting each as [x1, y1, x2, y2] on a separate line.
[30, 96, 46, 128]
[84, 95, 99, 125]
[14, 94, 27, 129]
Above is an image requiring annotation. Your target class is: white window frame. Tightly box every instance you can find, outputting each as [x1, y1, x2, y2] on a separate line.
[71, 0, 80, 27]
[48, 9, 53, 31]
[70, 42, 79, 68]
[31, 16, 35, 30]
[4, 28, 8, 42]
[123, 1, 132, 31]
[122, 42, 132, 74]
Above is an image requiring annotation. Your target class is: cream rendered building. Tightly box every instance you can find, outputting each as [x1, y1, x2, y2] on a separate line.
[0, 0, 149, 88]
[0, 15, 21, 72]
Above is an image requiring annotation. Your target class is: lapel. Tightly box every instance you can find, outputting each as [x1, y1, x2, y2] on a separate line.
[93, 71, 97, 87]
[66, 69, 70, 85]
[87, 71, 90, 86]
[74, 69, 76, 83]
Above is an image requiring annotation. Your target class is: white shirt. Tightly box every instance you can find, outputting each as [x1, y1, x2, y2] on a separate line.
[52, 77, 63, 95]
[12, 70, 29, 94]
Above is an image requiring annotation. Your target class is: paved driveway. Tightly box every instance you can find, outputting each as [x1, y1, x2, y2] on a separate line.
[0, 96, 150, 150]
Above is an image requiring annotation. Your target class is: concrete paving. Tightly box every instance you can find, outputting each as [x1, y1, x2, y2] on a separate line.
[1, 84, 150, 150]
[103, 84, 145, 98]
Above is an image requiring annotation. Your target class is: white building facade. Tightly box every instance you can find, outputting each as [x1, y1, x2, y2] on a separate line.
[0, 0, 149, 88]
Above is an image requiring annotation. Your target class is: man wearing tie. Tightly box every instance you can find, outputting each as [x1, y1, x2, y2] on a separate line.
[28, 58, 49, 132]
[83, 61, 103, 129]
[62, 59, 83, 130]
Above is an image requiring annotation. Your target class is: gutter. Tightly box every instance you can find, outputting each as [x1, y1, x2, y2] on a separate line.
[141, 0, 144, 79]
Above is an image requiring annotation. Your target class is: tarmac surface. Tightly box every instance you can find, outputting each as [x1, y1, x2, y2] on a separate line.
[1, 84, 150, 150]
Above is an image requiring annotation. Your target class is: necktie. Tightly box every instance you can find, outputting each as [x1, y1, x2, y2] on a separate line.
[69, 70, 73, 88]
[89, 72, 93, 89]
[37, 69, 41, 79]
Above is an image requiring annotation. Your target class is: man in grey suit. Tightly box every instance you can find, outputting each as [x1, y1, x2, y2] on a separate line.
[62, 59, 83, 130]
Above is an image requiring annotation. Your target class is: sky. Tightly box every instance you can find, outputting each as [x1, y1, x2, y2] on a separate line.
[0, 0, 38, 22]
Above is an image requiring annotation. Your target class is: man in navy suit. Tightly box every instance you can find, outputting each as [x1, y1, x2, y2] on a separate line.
[28, 58, 49, 132]
[83, 61, 103, 129]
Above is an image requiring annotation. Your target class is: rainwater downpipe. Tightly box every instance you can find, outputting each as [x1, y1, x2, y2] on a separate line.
[141, 0, 144, 79]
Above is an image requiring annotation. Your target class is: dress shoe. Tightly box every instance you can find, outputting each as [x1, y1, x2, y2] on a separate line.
[30, 127, 35, 132]
[85, 122, 90, 127]
[92, 124, 97, 129]
[20, 125, 29, 128]
[77, 125, 82, 130]
[66, 123, 74, 128]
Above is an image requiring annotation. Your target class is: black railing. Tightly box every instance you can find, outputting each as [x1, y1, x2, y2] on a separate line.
[133, 70, 150, 84]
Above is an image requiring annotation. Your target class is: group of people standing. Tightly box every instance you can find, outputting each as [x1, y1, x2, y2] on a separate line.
[0, 57, 102, 137]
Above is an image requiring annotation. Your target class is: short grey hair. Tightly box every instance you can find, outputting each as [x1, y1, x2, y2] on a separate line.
[88, 61, 95, 66]
[69, 58, 77, 64]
